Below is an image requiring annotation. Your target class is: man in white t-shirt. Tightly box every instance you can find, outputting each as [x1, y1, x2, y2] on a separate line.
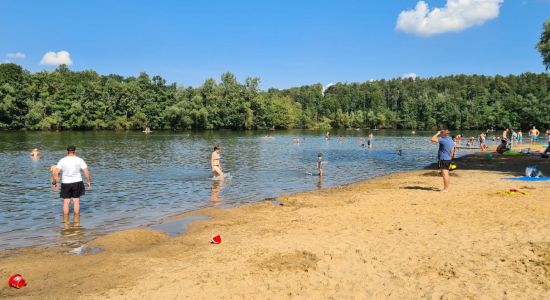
[52, 146, 91, 216]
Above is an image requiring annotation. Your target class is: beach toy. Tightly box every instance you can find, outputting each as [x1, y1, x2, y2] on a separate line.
[8, 274, 26, 289]
[502, 188, 528, 196]
[449, 163, 457, 171]
[211, 234, 222, 244]
[485, 154, 493, 160]
[503, 151, 522, 156]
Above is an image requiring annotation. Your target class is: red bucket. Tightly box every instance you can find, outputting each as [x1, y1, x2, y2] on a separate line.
[211, 234, 221, 244]
[8, 274, 26, 289]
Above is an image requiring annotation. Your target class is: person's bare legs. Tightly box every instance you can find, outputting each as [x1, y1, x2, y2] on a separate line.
[441, 169, 450, 192]
[212, 166, 224, 178]
[74, 213, 80, 226]
[63, 213, 70, 229]
[73, 198, 80, 215]
[63, 198, 71, 215]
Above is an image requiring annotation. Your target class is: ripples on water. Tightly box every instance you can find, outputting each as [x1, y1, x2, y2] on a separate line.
[0, 130, 478, 250]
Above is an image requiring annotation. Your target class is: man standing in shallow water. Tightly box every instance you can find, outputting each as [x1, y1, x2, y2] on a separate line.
[431, 129, 455, 192]
[529, 126, 540, 145]
[52, 146, 91, 216]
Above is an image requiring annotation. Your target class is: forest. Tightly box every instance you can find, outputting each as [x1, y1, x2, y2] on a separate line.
[1, 62, 548, 131]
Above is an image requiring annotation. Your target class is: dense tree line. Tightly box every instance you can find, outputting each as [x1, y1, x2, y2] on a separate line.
[0, 63, 548, 131]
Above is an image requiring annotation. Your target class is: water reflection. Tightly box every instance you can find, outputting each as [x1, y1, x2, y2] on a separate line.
[61, 214, 85, 247]
[210, 179, 224, 204]
[316, 176, 323, 190]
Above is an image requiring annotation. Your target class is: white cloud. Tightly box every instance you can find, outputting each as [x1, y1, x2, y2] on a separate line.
[396, 0, 503, 37]
[40, 50, 73, 66]
[402, 73, 418, 79]
[6, 52, 25, 59]
[322, 83, 334, 96]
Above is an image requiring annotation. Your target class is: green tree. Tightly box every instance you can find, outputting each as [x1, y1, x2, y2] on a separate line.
[536, 19, 550, 70]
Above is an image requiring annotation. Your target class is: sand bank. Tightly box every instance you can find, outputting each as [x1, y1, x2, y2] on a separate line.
[1, 147, 549, 299]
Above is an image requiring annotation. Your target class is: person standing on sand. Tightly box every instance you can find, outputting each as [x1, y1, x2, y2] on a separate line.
[529, 126, 540, 145]
[52, 146, 91, 216]
[431, 130, 455, 192]
[211, 145, 223, 178]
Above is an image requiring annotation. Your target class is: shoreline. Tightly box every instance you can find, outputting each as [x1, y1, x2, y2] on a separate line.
[1, 146, 549, 299]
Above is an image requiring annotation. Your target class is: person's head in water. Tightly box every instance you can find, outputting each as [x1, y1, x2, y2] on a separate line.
[317, 153, 323, 161]
[31, 148, 40, 157]
[440, 129, 450, 137]
[214, 145, 221, 152]
[67, 145, 76, 155]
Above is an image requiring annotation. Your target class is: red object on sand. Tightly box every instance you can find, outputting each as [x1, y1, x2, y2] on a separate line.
[8, 274, 26, 289]
[211, 234, 222, 244]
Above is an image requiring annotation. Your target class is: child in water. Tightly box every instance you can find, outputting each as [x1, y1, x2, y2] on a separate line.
[31, 148, 41, 158]
[50, 165, 59, 190]
[317, 153, 324, 177]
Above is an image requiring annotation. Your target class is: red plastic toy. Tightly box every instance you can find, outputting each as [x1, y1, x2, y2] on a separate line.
[9, 274, 26, 289]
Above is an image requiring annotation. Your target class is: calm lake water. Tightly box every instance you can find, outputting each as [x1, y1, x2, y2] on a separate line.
[0, 130, 482, 250]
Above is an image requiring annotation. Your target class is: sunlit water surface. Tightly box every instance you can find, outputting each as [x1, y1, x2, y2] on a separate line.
[0, 130, 484, 250]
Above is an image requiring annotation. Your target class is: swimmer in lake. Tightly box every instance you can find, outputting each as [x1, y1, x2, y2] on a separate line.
[31, 148, 41, 158]
[50, 165, 59, 190]
[211, 145, 223, 178]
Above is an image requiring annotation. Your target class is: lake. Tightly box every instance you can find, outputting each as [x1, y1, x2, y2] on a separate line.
[0, 130, 484, 250]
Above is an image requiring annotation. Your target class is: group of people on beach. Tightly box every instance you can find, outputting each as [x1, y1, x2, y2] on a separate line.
[501, 126, 541, 146]
[435, 126, 550, 192]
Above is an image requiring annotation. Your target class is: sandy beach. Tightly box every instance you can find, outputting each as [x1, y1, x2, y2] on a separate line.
[1, 146, 549, 299]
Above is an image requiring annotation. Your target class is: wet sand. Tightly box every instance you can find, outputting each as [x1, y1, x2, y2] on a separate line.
[1, 146, 549, 299]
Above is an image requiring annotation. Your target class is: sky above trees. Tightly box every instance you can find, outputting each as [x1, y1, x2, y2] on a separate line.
[1, 0, 549, 89]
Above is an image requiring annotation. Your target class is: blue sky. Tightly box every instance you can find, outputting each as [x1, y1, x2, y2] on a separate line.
[1, 0, 548, 89]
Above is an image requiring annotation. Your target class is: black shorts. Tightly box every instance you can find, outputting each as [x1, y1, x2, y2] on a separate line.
[60, 181, 85, 199]
[438, 160, 452, 170]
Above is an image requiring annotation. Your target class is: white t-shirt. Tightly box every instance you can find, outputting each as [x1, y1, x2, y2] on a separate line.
[56, 156, 88, 184]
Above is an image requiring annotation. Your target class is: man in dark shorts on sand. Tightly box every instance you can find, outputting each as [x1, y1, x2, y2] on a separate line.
[52, 146, 91, 216]
[431, 129, 455, 192]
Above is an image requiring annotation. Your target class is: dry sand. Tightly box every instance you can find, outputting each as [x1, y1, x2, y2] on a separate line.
[1, 147, 549, 299]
